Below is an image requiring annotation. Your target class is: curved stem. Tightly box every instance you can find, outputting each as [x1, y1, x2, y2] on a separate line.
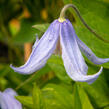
[59, 4, 109, 43]
[15, 72, 37, 90]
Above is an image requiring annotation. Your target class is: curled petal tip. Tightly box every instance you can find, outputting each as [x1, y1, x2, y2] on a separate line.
[99, 58, 109, 64]
[70, 66, 103, 84]
[87, 66, 103, 84]
[10, 64, 34, 74]
[10, 64, 17, 73]
[10, 64, 15, 72]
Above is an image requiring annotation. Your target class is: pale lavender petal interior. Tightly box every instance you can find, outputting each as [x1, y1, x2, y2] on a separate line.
[10, 20, 60, 74]
[60, 20, 102, 84]
[67, 19, 109, 65]
[0, 89, 22, 109]
[60, 20, 88, 75]
[4, 88, 17, 96]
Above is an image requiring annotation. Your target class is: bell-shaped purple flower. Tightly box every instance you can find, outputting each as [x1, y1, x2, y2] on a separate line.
[10, 19, 109, 84]
[0, 88, 22, 109]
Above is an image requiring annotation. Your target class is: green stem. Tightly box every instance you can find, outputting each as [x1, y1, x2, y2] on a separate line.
[15, 72, 37, 90]
[59, 4, 109, 43]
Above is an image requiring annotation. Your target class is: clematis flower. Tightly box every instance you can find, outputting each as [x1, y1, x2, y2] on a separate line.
[10, 4, 109, 84]
[0, 88, 22, 109]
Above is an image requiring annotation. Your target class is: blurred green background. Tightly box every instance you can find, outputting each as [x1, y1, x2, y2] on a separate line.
[0, 0, 109, 109]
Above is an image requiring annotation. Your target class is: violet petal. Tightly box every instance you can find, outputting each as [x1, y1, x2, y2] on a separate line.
[60, 20, 102, 84]
[0, 88, 22, 109]
[67, 19, 109, 65]
[10, 20, 60, 74]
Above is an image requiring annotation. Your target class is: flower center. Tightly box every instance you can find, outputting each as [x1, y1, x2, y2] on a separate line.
[58, 17, 66, 22]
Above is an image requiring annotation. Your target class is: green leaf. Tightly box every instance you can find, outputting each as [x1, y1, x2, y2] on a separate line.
[42, 84, 73, 109]
[47, 55, 72, 83]
[48, 62, 72, 83]
[32, 83, 45, 109]
[16, 83, 74, 109]
[104, 106, 109, 109]
[48, 55, 63, 65]
[32, 24, 49, 39]
[82, 77, 109, 108]
[29, 64, 51, 82]
[0, 64, 9, 77]
[14, 65, 51, 91]
[80, 63, 109, 108]
[32, 24, 49, 32]
[0, 77, 8, 90]
[73, 83, 94, 109]
[77, 84, 94, 109]
[12, 19, 37, 44]
[16, 96, 33, 108]
[63, 0, 109, 68]
[73, 84, 82, 109]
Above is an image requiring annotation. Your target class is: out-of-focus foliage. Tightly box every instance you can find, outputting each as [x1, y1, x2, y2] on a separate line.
[0, 0, 109, 109]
